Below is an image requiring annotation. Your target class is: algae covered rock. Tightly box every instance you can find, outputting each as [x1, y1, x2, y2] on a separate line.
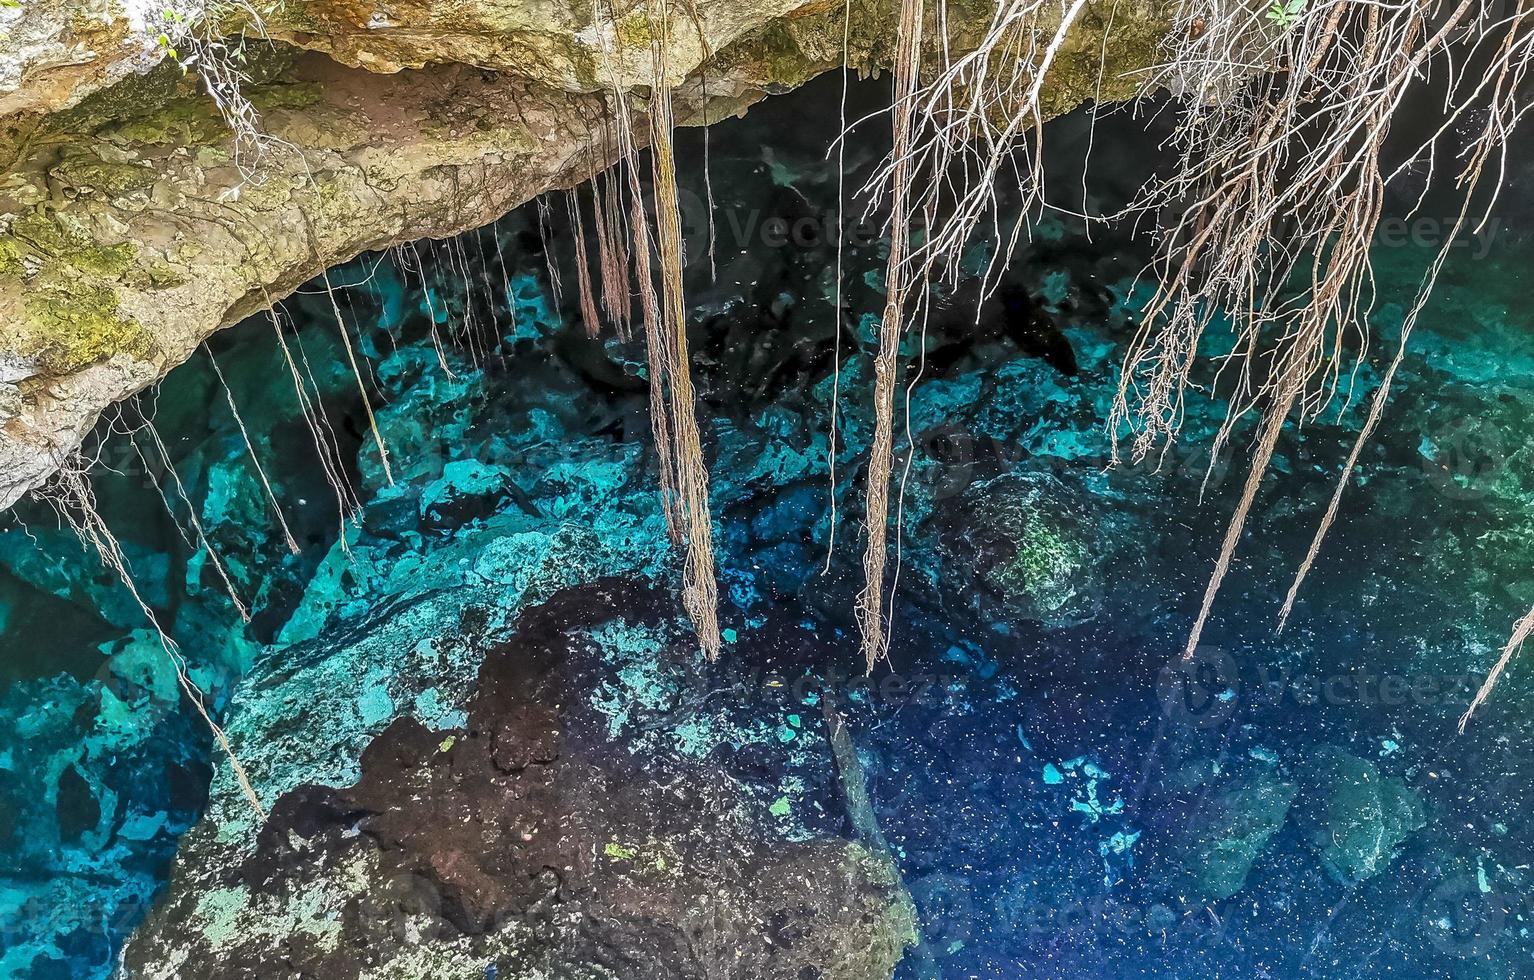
[1294, 747, 1424, 885]
[929, 471, 1101, 629]
[122, 579, 916, 979]
[418, 458, 520, 530]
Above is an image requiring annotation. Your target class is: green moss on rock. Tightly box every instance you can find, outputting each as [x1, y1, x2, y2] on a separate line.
[50, 155, 159, 199]
[106, 93, 231, 147]
[22, 285, 150, 375]
[7, 211, 137, 278]
[934, 472, 1101, 628]
[1, 210, 151, 374]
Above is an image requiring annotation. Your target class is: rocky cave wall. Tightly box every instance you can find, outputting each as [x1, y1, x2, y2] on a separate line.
[0, 0, 1175, 512]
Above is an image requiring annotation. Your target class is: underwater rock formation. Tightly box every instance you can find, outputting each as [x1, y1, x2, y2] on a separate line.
[122, 579, 916, 979]
[0, 633, 212, 979]
[1163, 765, 1297, 902]
[928, 471, 1102, 629]
[1294, 747, 1424, 886]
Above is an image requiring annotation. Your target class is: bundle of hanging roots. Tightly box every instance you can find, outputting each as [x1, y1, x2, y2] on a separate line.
[42, 0, 1534, 814]
[857, 0, 1534, 730]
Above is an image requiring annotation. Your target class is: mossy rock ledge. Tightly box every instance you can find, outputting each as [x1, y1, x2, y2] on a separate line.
[0, 0, 1177, 511]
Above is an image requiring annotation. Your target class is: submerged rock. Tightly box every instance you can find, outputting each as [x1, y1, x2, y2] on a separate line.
[122, 579, 916, 979]
[928, 471, 1101, 630]
[1294, 747, 1424, 885]
[1168, 768, 1297, 902]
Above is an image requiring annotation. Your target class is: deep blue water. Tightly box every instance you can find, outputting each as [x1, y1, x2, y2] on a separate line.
[2, 73, 1533, 978]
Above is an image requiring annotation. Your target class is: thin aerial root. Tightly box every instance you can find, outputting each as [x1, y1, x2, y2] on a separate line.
[206, 348, 301, 555]
[403, 242, 456, 376]
[491, 219, 515, 313]
[308, 237, 393, 484]
[1461, 604, 1534, 732]
[441, 240, 483, 370]
[469, 227, 506, 360]
[142, 419, 252, 623]
[821, 0, 853, 576]
[633, 185, 684, 543]
[537, 195, 566, 317]
[1280, 179, 1515, 631]
[1184, 389, 1295, 659]
[264, 290, 359, 519]
[49, 463, 265, 818]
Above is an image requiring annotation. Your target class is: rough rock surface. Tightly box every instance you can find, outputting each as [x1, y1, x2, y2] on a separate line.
[1163, 765, 1298, 902]
[0, 0, 1177, 511]
[1293, 747, 1425, 886]
[0, 0, 156, 118]
[122, 578, 917, 979]
[927, 470, 1104, 629]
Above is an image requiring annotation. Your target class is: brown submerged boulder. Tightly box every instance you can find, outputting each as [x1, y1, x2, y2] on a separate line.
[121, 578, 917, 980]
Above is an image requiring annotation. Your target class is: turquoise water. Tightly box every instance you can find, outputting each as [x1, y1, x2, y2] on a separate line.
[1, 74, 1532, 977]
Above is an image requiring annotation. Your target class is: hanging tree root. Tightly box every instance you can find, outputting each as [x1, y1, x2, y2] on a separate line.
[1108, 0, 1534, 664]
[1462, 604, 1534, 732]
[646, 0, 723, 659]
[44, 461, 266, 817]
[857, 0, 1118, 670]
[51, 0, 1534, 713]
[567, 186, 605, 340]
[853, 0, 1534, 712]
[589, 0, 720, 655]
[206, 347, 301, 555]
[856, 0, 924, 673]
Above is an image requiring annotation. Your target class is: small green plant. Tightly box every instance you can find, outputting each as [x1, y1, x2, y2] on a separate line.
[1266, 0, 1307, 30]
